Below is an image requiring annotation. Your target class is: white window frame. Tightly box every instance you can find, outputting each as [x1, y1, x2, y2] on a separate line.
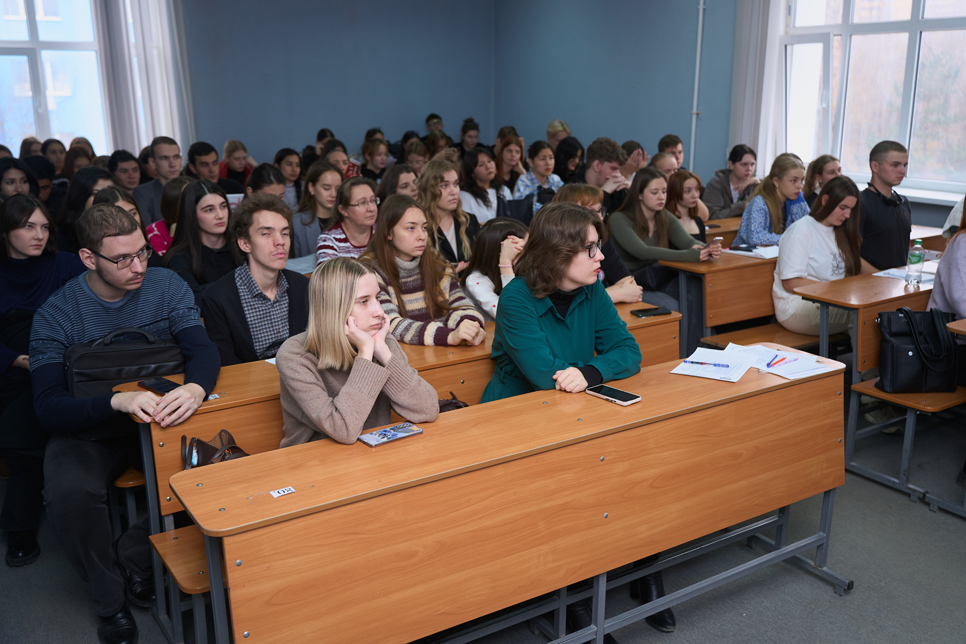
[0, 0, 115, 151]
[783, 0, 966, 196]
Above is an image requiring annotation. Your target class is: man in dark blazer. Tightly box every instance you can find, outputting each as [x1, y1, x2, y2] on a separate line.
[201, 193, 309, 366]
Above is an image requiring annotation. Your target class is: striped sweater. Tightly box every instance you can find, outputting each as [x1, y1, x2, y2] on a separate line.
[369, 255, 484, 346]
[315, 222, 372, 264]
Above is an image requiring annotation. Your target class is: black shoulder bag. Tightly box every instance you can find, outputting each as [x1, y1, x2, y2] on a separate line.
[877, 307, 958, 393]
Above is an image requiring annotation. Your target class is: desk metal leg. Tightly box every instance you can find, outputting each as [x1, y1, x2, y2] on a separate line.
[851, 309, 861, 386]
[204, 535, 230, 644]
[591, 572, 607, 644]
[818, 303, 829, 357]
[677, 271, 687, 358]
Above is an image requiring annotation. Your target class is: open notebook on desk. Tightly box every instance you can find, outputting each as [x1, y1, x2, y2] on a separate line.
[723, 245, 780, 259]
[723, 343, 835, 380]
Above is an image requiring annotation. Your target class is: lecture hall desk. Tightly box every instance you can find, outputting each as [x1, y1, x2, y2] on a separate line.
[704, 215, 742, 248]
[948, 318, 966, 336]
[659, 253, 778, 356]
[402, 303, 681, 405]
[793, 273, 933, 385]
[170, 346, 849, 644]
[910, 225, 945, 252]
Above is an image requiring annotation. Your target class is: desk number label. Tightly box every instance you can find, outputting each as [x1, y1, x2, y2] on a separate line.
[270, 486, 296, 499]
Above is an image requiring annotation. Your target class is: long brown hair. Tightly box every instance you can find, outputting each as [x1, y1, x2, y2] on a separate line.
[749, 153, 805, 235]
[515, 202, 602, 299]
[809, 176, 862, 277]
[296, 160, 342, 226]
[615, 167, 669, 248]
[495, 134, 524, 189]
[359, 195, 453, 318]
[666, 170, 703, 221]
[417, 159, 473, 259]
[803, 154, 839, 197]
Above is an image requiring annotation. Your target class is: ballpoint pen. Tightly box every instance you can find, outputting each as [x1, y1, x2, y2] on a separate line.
[683, 361, 730, 368]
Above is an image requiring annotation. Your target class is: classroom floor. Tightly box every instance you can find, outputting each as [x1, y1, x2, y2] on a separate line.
[1, 410, 963, 644]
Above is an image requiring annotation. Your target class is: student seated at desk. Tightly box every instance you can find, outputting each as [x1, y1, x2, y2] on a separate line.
[377, 163, 419, 202]
[461, 217, 528, 322]
[860, 140, 911, 270]
[243, 162, 286, 199]
[200, 193, 309, 366]
[666, 169, 709, 242]
[733, 153, 809, 247]
[316, 176, 378, 263]
[702, 144, 759, 220]
[163, 179, 242, 305]
[418, 159, 480, 271]
[30, 203, 220, 644]
[607, 167, 720, 354]
[773, 176, 874, 335]
[552, 183, 644, 304]
[513, 141, 564, 214]
[360, 195, 485, 346]
[803, 154, 841, 207]
[292, 160, 343, 259]
[0, 194, 85, 568]
[276, 257, 438, 447]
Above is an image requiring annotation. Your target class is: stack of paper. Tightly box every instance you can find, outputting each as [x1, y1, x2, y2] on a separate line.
[723, 246, 780, 259]
[872, 268, 935, 284]
[722, 344, 836, 380]
[670, 348, 756, 382]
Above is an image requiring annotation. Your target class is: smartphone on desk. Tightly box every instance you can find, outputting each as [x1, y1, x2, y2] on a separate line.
[586, 384, 641, 406]
[138, 377, 180, 396]
[358, 423, 423, 447]
[631, 307, 672, 318]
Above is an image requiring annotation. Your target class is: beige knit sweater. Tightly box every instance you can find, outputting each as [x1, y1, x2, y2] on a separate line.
[276, 332, 439, 447]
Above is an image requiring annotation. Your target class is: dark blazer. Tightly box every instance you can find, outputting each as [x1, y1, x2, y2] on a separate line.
[200, 268, 310, 366]
[435, 214, 481, 265]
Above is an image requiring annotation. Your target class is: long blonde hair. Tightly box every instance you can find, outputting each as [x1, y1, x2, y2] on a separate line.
[417, 159, 473, 259]
[304, 257, 376, 371]
[749, 153, 805, 235]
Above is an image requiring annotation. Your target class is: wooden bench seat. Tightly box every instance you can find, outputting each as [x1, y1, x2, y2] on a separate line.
[149, 525, 220, 594]
[846, 378, 966, 510]
[701, 323, 848, 351]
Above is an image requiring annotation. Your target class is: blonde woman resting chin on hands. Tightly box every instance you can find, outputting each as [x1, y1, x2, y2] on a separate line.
[276, 257, 439, 448]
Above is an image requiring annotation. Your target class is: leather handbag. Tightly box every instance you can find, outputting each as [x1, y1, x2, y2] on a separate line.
[181, 429, 250, 470]
[438, 391, 469, 413]
[877, 307, 958, 393]
[64, 327, 185, 399]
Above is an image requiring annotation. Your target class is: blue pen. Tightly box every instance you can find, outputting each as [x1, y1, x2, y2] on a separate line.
[766, 354, 779, 368]
[683, 360, 730, 368]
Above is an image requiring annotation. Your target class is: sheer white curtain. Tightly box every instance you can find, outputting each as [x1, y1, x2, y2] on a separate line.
[98, 0, 194, 154]
[728, 0, 785, 174]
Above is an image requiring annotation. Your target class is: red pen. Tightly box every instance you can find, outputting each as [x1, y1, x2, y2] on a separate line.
[771, 357, 787, 367]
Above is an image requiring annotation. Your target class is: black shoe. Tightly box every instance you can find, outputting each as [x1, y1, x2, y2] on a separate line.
[98, 605, 139, 644]
[956, 461, 966, 489]
[114, 538, 155, 608]
[567, 599, 618, 644]
[639, 571, 676, 633]
[5, 530, 40, 567]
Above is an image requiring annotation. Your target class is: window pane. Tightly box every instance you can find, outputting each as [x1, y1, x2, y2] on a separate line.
[852, 0, 913, 23]
[0, 0, 29, 40]
[42, 50, 107, 154]
[840, 33, 908, 173]
[35, 0, 94, 42]
[832, 35, 843, 140]
[794, 0, 843, 26]
[786, 43, 825, 162]
[924, 0, 966, 18]
[909, 30, 966, 183]
[0, 55, 37, 148]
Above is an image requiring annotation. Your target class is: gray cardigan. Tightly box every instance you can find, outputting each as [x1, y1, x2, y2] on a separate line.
[290, 210, 332, 260]
[702, 168, 757, 221]
[928, 234, 966, 322]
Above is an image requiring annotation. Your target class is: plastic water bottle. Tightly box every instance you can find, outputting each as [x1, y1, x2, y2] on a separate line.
[905, 239, 925, 285]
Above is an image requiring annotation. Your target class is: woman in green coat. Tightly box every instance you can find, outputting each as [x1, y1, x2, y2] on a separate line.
[480, 201, 641, 402]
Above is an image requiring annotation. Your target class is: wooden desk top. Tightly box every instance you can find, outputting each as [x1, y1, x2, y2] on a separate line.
[704, 216, 742, 233]
[793, 273, 932, 308]
[948, 319, 966, 336]
[170, 346, 844, 537]
[401, 303, 680, 371]
[660, 253, 776, 274]
[113, 359, 279, 416]
[911, 225, 943, 240]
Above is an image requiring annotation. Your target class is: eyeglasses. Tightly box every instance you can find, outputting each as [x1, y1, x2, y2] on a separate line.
[348, 197, 380, 208]
[92, 246, 153, 269]
[593, 206, 609, 220]
[585, 239, 602, 259]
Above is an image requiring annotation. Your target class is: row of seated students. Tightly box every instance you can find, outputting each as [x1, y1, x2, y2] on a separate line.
[1, 120, 965, 644]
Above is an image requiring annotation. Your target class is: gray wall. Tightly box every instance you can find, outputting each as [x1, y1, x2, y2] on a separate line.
[180, 1, 738, 182]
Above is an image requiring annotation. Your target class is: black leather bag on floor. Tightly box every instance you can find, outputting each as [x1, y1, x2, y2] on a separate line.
[877, 307, 958, 393]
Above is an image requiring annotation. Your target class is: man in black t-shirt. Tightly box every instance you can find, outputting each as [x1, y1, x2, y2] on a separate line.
[567, 137, 631, 214]
[859, 140, 912, 270]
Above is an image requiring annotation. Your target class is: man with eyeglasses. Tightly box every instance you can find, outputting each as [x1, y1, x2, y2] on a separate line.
[29, 204, 220, 644]
[133, 135, 183, 227]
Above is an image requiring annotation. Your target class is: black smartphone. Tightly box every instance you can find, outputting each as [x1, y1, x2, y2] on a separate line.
[138, 377, 180, 395]
[586, 384, 641, 406]
[631, 307, 672, 318]
[706, 224, 721, 229]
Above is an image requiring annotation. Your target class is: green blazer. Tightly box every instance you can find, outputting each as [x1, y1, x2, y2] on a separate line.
[480, 276, 642, 402]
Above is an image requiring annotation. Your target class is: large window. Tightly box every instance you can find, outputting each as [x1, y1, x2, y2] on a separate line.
[0, 0, 110, 153]
[782, 0, 966, 192]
